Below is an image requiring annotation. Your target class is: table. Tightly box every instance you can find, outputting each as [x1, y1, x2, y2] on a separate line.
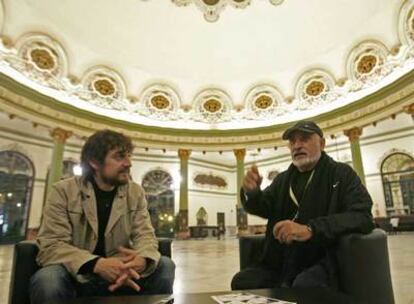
[65, 288, 358, 304]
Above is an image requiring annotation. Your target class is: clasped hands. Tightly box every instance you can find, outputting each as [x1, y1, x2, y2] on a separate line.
[273, 220, 312, 245]
[93, 246, 146, 292]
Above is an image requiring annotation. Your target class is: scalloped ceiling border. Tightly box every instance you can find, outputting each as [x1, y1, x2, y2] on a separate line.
[169, 0, 284, 22]
[0, 68, 413, 150]
[0, 0, 413, 144]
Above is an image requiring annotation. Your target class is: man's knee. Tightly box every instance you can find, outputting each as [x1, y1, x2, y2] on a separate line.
[292, 264, 329, 288]
[30, 264, 76, 304]
[231, 271, 249, 290]
[157, 256, 175, 279]
[152, 256, 175, 293]
[231, 268, 276, 290]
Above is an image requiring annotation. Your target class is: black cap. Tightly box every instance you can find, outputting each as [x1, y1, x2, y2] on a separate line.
[282, 120, 323, 140]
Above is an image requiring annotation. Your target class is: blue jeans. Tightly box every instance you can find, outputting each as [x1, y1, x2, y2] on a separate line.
[30, 256, 175, 304]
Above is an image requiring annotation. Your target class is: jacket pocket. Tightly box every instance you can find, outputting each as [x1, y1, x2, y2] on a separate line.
[68, 210, 89, 249]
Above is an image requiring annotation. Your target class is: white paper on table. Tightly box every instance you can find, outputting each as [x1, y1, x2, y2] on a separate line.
[211, 292, 296, 304]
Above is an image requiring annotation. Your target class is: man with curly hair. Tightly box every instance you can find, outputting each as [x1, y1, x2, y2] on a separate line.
[30, 130, 175, 303]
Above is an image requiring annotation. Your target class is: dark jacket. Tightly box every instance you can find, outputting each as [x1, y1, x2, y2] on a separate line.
[241, 151, 374, 286]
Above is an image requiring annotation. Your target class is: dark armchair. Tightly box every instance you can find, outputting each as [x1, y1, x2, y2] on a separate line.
[238, 229, 394, 304]
[8, 238, 173, 304]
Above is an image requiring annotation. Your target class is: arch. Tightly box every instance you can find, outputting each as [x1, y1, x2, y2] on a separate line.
[0, 150, 35, 244]
[196, 207, 208, 226]
[141, 169, 175, 238]
[380, 152, 414, 216]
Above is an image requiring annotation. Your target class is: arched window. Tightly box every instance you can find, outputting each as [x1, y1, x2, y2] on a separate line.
[381, 152, 414, 216]
[0, 151, 35, 244]
[142, 170, 175, 238]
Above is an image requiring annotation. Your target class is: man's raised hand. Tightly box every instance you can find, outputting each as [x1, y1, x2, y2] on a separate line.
[242, 165, 263, 193]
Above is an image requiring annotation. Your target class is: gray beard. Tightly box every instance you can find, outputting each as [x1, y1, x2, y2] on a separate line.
[292, 152, 321, 172]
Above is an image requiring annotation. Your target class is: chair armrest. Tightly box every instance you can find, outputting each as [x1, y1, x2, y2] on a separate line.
[9, 240, 39, 304]
[8, 239, 172, 304]
[157, 238, 172, 258]
[239, 235, 265, 270]
[336, 228, 394, 304]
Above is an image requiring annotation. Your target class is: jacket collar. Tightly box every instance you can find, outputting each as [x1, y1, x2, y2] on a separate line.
[77, 176, 129, 237]
[105, 184, 128, 236]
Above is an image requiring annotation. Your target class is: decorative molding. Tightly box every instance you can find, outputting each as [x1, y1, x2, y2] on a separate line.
[0, 33, 413, 127]
[188, 188, 236, 196]
[244, 84, 286, 119]
[398, 0, 414, 48]
[294, 69, 340, 110]
[135, 84, 181, 121]
[78, 66, 128, 111]
[192, 88, 232, 123]
[170, 0, 284, 22]
[0, 68, 413, 149]
[193, 172, 228, 189]
[1, 1, 414, 128]
[6, 33, 69, 90]
[0, 1, 414, 147]
[346, 40, 391, 90]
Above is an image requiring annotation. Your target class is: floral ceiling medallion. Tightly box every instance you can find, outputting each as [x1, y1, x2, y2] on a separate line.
[171, 0, 284, 22]
[0, 1, 414, 130]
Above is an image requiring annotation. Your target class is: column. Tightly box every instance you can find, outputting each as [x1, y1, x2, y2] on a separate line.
[177, 149, 191, 239]
[46, 128, 72, 196]
[234, 149, 248, 234]
[344, 127, 366, 185]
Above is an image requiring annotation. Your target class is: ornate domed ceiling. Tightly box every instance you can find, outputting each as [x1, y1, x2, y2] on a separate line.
[0, 0, 413, 149]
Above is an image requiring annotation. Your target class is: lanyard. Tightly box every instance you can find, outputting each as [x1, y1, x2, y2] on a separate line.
[289, 169, 315, 208]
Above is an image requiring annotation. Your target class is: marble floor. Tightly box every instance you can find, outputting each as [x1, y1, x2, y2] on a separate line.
[1, 234, 413, 304]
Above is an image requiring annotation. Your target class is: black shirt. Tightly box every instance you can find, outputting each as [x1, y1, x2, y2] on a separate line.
[291, 169, 314, 206]
[91, 178, 117, 257]
[78, 178, 117, 274]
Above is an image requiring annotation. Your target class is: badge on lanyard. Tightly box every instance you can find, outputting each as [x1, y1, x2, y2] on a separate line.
[289, 169, 315, 221]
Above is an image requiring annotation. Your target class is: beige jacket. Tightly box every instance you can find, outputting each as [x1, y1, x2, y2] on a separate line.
[36, 176, 160, 279]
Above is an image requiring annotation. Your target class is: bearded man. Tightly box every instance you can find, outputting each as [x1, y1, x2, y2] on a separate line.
[30, 130, 175, 304]
[231, 121, 374, 290]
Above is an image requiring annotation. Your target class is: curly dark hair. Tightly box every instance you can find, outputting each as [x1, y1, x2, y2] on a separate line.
[80, 130, 134, 178]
